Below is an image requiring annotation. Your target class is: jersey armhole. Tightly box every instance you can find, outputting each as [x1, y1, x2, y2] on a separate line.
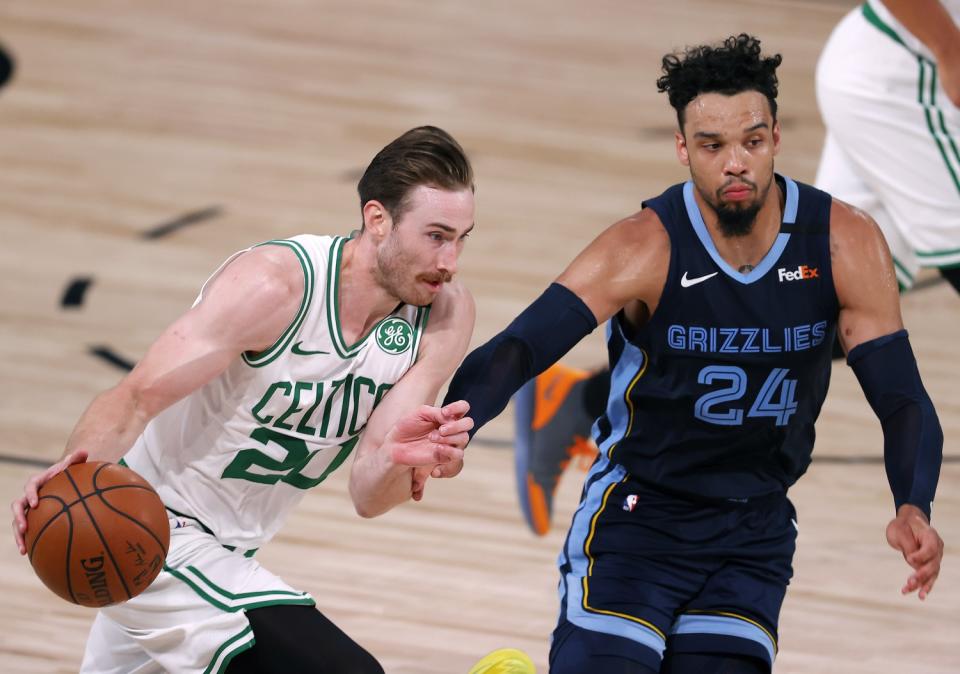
[408, 304, 431, 368]
[242, 239, 315, 368]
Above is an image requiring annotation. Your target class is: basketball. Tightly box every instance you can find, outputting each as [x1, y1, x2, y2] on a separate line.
[24, 461, 170, 608]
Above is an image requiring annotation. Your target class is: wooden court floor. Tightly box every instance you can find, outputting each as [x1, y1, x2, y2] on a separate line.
[0, 0, 957, 671]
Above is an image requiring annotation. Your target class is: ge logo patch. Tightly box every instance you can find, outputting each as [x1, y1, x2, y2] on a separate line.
[375, 317, 412, 355]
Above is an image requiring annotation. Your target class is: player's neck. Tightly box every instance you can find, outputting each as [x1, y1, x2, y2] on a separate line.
[700, 181, 784, 275]
[337, 237, 404, 344]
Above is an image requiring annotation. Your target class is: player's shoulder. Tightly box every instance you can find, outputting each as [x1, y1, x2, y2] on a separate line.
[598, 208, 671, 279]
[207, 241, 306, 310]
[428, 279, 476, 325]
[603, 207, 670, 252]
[828, 197, 897, 289]
[556, 207, 669, 318]
[828, 197, 888, 253]
[415, 279, 475, 368]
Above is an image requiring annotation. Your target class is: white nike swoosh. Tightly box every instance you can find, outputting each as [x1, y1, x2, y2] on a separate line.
[680, 271, 719, 288]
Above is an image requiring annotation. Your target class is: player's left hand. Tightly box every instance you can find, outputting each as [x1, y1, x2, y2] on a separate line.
[886, 504, 944, 600]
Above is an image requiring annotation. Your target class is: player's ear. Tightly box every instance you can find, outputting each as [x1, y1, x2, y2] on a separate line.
[675, 131, 690, 167]
[772, 119, 781, 156]
[361, 200, 391, 239]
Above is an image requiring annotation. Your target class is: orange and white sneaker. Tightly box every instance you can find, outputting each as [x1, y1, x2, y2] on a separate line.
[513, 363, 599, 536]
[468, 648, 536, 674]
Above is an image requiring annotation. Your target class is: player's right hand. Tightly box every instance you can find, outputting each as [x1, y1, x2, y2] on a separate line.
[11, 449, 88, 555]
[387, 401, 472, 469]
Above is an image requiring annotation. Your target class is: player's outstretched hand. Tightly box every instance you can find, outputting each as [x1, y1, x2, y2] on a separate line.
[388, 401, 472, 469]
[886, 504, 944, 600]
[11, 449, 88, 555]
[398, 400, 473, 501]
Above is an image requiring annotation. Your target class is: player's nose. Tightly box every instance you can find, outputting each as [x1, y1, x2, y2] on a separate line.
[723, 146, 748, 175]
[437, 243, 457, 277]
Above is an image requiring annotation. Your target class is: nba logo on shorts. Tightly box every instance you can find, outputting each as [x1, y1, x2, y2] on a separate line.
[623, 494, 638, 512]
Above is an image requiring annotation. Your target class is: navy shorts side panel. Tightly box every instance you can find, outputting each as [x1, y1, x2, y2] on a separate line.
[556, 469, 797, 667]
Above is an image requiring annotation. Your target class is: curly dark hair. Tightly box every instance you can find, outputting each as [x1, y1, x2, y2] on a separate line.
[656, 34, 782, 131]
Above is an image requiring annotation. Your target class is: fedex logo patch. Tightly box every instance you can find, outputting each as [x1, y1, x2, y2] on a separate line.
[777, 265, 818, 282]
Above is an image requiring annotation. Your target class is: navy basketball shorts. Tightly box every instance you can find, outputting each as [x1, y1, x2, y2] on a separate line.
[551, 461, 797, 672]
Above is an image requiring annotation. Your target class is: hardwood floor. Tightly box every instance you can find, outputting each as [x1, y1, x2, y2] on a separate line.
[0, 1, 957, 671]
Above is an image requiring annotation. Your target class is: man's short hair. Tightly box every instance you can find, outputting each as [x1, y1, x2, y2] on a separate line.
[357, 126, 474, 225]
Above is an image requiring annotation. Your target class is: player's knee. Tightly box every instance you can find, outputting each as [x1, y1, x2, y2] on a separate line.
[551, 653, 653, 674]
[549, 622, 657, 674]
[240, 604, 385, 674]
[660, 651, 769, 674]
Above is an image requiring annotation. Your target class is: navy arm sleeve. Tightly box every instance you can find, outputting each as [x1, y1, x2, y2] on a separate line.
[442, 283, 598, 435]
[848, 330, 943, 520]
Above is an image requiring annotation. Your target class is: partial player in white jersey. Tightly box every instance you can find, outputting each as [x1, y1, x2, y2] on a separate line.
[11, 126, 478, 674]
[815, 0, 960, 291]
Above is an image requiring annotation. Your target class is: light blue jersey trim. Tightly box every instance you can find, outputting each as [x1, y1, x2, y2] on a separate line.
[559, 461, 665, 654]
[557, 322, 663, 654]
[682, 177, 799, 285]
[782, 176, 799, 223]
[672, 614, 776, 663]
[596, 320, 647, 456]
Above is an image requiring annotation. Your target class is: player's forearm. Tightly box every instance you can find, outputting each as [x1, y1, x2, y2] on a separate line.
[881, 0, 960, 60]
[348, 451, 414, 518]
[849, 330, 943, 519]
[442, 283, 597, 434]
[62, 385, 152, 464]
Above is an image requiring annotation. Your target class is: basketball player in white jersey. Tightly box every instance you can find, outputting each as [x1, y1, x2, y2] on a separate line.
[816, 0, 960, 290]
[11, 126, 477, 673]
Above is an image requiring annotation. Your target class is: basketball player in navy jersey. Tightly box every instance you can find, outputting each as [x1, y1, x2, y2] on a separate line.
[443, 35, 944, 673]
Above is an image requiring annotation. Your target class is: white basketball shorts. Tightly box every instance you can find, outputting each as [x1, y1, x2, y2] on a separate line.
[80, 513, 314, 674]
[815, 4, 960, 288]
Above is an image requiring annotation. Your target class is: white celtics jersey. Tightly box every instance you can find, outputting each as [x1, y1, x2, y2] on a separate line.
[124, 235, 430, 549]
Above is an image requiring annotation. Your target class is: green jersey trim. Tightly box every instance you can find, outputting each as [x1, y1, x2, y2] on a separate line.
[222, 545, 260, 558]
[409, 305, 431, 368]
[205, 626, 255, 674]
[863, 3, 960, 196]
[917, 59, 960, 196]
[166, 564, 315, 612]
[891, 255, 914, 290]
[326, 237, 370, 358]
[243, 239, 315, 368]
[861, 3, 907, 49]
[326, 236, 412, 359]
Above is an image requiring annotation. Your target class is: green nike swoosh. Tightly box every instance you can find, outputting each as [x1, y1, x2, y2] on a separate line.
[291, 341, 329, 356]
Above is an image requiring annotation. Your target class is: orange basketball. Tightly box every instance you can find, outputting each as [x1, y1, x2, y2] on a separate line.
[24, 461, 170, 607]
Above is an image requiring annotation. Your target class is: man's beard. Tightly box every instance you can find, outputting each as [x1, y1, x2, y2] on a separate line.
[714, 201, 762, 238]
[701, 175, 773, 238]
[375, 236, 450, 307]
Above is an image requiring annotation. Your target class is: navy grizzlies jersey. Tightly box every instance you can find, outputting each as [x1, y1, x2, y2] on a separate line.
[597, 175, 838, 500]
